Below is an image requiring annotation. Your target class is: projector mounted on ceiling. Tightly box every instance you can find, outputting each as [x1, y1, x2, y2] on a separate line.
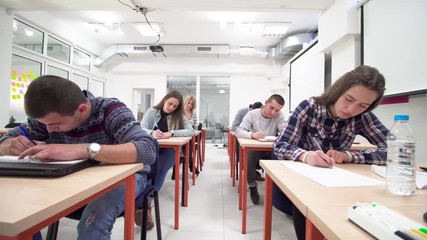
[149, 45, 164, 52]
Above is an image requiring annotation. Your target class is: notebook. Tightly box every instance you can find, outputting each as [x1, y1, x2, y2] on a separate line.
[0, 156, 99, 177]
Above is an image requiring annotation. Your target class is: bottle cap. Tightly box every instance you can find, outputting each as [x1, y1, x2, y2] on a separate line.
[394, 114, 409, 121]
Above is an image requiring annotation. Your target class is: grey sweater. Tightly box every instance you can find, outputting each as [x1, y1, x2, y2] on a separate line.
[236, 108, 286, 139]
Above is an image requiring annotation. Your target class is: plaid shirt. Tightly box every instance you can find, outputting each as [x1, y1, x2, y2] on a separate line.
[273, 98, 388, 165]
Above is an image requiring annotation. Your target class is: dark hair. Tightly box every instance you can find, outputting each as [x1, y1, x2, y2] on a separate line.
[154, 90, 185, 129]
[267, 94, 285, 106]
[24, 75, 87, 118]
[313, 65, 386, 113]
[251, 102, 263, 109]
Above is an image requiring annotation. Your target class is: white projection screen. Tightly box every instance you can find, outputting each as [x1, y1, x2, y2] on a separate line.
[289, 42, 325, 112]
[363, 0, 427, 96]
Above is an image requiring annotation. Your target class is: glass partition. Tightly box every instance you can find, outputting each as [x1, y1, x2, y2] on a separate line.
[10, 55, 42, 122]
[90, 79, 105, 97]
[47, 36, 70, 63]
[46, 65, 69, 79]
[72, 73, 89, 90]
[12, 19, 44, 54]
[72, 48, 90, 71]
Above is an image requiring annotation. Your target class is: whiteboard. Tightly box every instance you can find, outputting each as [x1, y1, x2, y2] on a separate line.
[363, 0, 427, 96]
[289, 42, 325, 112]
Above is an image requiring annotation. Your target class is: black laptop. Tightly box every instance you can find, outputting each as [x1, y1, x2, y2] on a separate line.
[0, 159, 99, 177]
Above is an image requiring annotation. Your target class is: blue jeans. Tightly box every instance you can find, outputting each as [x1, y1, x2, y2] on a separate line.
[271, 152, 293, 216]
[76, 173, 147, 240]
[154, 148, 176, 191]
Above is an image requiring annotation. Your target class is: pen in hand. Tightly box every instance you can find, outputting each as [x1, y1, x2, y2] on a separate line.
[312, 137, 323, 152]
[311, 136, 334, 167]
[19, 124, 37, 145]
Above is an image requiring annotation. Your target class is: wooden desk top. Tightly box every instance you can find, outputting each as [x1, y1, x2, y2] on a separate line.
[260, 160, 427, 240]
[237, 138, 274, 148]
[156, 136, 192, 146]
[350, 141, 377, 151]
[236, 138, 370, 151]
[0, 163, 143, 237]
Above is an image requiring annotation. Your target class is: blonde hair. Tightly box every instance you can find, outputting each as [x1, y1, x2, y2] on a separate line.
[184, 95, 197, 114]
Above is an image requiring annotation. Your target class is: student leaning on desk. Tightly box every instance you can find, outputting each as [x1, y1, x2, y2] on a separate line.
[140, 90, 194, 229]
[0, 75, 158, 240]
[236, 94, 287, 205]
[272, 65, 389, 240]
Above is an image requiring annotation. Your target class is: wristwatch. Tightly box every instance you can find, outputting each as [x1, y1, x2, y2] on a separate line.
[170, 130, 175, 136]
[88, 143, 102, 159]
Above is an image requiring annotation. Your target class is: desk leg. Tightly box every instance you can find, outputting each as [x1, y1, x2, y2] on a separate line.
[197, 134, 202, 172]
[184, 142, 190, 207]
[264, 174, 273, 240]
[192, 137, 196, 186]
[231, 136, 235, 187]
[174, 146, 180, 230]
[124, 174, 136, 240]
[238, 145, 243, 210]
[306, 218, 324, 240]
[242, 148, 248, 234]
[202, 130, 206, 165]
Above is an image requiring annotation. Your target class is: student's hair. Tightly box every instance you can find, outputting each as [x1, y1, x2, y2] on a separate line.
[267, 94, 285, 106]
[24, 75, 87, 118]
[154, 90, 185, 129]
[184, 95, 197, 114]
[251, 102, 263, 109]
[313, 65, 386, 113]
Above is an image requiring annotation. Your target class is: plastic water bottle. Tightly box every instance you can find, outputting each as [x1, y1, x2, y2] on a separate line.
[386, 114, 416, 196]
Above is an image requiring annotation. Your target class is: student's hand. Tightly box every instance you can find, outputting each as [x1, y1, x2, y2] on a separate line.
[152, 130, 165, 139]
[251, 132, 265, 139]
[306, 150, 335, 168]
[326, 150, 348, 164]
[19, 144, 86, 161]
[1, 136, 44, 156]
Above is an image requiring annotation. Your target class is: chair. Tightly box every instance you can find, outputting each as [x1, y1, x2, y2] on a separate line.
[4, 122, 21, 128]
[46, 150, 162, 240]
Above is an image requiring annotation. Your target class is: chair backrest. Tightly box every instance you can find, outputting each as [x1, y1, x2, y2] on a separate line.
[4, 123, 21, 128]
[146, 139, 160, 184]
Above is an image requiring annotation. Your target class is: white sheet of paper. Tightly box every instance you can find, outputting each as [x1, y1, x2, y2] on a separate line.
[0, 155, 86, 164]
[257, 136, 277, 142]
[0, 155, 31, 163]
[281, 161, 384, 187]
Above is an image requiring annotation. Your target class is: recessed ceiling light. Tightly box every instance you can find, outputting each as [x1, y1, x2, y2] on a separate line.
[262, 23, 291, 37]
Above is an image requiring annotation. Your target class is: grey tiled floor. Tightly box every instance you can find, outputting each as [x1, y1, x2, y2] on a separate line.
[41, 143, 296, 240]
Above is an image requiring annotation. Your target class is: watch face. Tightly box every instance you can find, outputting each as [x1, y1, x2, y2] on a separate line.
[91, 143, 101, 152]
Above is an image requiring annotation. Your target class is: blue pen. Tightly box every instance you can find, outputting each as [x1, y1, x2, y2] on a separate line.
[19, 124, 37, 145]
[311, 137, 323, 152]
[311, 136, 333, 167]
[154, 123, 162, 132]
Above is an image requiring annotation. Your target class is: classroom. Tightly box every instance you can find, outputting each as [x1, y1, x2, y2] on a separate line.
[0, 0, 426, 239]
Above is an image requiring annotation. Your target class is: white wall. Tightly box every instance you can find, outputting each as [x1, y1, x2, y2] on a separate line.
[0, 7, 13, 126]
[316, 0, 427, 163]
[373, 95, 427, 163]
[107, 57, 288, 124]
[107, 73, 168, 116]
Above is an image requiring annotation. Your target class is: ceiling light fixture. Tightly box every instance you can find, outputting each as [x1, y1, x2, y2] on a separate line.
[262, 23, 291, 37]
